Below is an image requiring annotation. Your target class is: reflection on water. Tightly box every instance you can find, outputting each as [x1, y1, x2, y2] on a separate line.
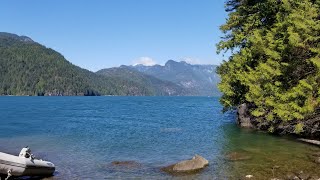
[0, 97, 319, 179]
[220, 125, 320, 179]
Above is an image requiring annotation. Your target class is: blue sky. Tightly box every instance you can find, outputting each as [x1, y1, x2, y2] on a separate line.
[1, 0, 228, 71]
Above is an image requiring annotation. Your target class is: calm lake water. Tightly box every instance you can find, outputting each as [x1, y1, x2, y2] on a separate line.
[0, 97, 319, 179]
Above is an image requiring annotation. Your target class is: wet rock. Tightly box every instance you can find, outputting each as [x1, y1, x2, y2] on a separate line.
[225, 152, 252, 161]
[162, 155, 209, 175]
[298, 139, 320, 146]
[237, 103, 254, 128]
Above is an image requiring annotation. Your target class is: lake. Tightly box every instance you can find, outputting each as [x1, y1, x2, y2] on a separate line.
[0, 97, 319, 179]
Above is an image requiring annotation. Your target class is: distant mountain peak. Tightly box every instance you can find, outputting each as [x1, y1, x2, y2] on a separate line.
[130, 60, 220, 96]
[165, 59, 176, 64]
[133, 60, 216, 68]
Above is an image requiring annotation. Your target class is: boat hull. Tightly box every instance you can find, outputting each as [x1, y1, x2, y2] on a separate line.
[0, 152, 55, 176]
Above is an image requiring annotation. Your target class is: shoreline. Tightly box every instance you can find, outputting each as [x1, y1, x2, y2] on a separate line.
[237, 103, 320, 141]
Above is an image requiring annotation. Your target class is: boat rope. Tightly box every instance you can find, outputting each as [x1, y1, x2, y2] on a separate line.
[5, 169, 12, 180]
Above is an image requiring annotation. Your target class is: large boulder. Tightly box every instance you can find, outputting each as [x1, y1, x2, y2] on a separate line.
[162, 155, 209, 174]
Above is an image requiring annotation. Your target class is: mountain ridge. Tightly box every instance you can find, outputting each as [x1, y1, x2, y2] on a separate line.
[125, 60, 220, 96]
[0, 32, 220, 96]
[0, 32, 162, 96]
[96, 66, 187, 96]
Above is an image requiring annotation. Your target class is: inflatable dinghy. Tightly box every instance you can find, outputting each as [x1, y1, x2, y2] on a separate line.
[0, 147, 55, 179]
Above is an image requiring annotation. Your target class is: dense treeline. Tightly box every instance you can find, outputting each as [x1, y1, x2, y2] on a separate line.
[0, 33, 159, 96]
[96, 67, 186, 96]
[217, 0, 320, 134]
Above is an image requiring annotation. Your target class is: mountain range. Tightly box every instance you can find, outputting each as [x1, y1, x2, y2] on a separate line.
[129, 60, 220, 96]
[0, 32, 220, 96]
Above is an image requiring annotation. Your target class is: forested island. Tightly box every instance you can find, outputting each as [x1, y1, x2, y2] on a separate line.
[217, 0, 320, 139]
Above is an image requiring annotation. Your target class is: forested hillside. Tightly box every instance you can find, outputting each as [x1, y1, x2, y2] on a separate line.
[0, 32, 221, 96]
[96, 66, 187, 96]
[0, 32, 161, 96]
[217, 0, 320, 137]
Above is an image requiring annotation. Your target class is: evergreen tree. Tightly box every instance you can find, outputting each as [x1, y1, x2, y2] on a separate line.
[217, 0, 320, 126]
[0, 33, 186, 96]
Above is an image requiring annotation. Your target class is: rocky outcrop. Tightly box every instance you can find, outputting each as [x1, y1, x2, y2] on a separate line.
[237, 103, 254, 128]
[237, 103, 320, 140]
[162, 155, 209, 174]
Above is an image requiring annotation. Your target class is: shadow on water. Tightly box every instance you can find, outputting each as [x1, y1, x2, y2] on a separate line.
[218, 123, 320, 179]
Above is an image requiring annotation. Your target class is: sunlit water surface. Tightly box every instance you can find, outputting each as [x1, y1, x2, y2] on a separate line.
[0, 97, 319, 179]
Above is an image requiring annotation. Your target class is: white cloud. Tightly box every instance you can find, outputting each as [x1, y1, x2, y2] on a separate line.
[133, 57, 157, 66]
[180, 57, 201, 65]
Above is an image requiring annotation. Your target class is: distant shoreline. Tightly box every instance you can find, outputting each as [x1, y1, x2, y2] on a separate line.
[0, 95, 220, 97]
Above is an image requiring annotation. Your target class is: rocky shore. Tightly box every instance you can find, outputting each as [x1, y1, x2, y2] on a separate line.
[237, 103, 320, 140]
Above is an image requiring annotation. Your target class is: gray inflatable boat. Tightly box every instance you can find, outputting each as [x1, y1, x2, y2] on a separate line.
[0, 147, 55, 179]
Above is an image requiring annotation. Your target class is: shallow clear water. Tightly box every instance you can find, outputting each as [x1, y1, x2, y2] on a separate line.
[0, 97, 319, 179]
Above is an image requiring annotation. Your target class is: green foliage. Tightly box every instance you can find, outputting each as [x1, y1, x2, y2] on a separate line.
[0, 33, 168, 96]
[294, 123, 304, 134]
[217, 0, 320, 123]
[268, 126, 275, 133]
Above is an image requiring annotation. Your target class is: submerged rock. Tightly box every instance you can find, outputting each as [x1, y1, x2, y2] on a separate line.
[308, 151, 320, 164]
[285, 171, 315, 180]
[297, 171, 310, 180]
[310, 151, 320, 157]
[225, 152, 251, 161]
[111, 161, 141, 168]
[285, 172, 300, 180]
[162, 155, 209, 175]
[309, 176, 320, 180]
[312, 156, 320, 164]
